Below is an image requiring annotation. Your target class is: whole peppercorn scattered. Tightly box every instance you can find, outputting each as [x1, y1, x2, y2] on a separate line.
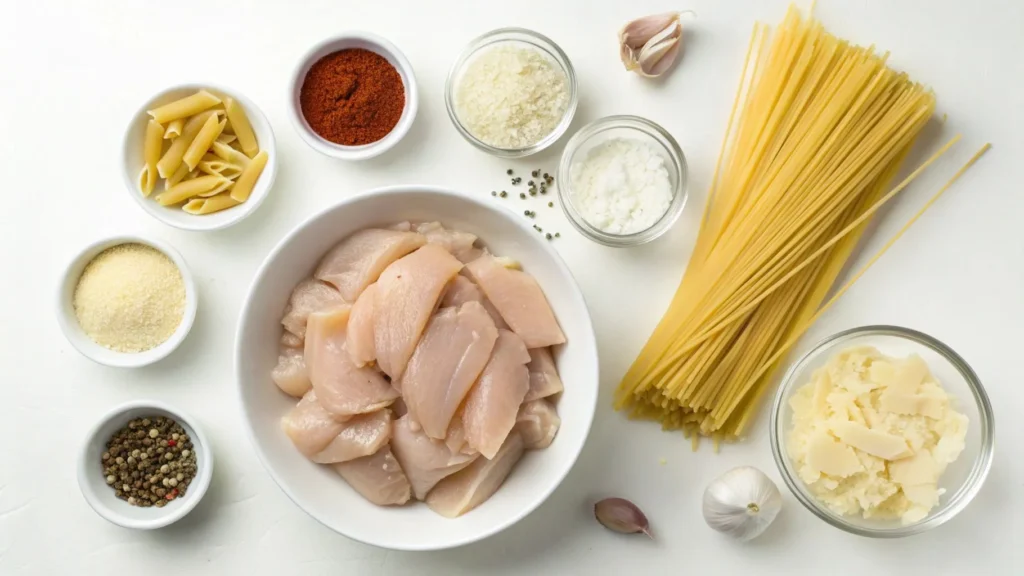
[520, 193, 526, 199]
[500, 191, 508, 198]
[491, 191, 497, 196]
[506, 169, 514, 175]
[548, 202, 554, 207]
[546, 233, 553, 240]
[101, 416, 198, 508]
[555, 232, 561, 238]
[532, 169, 540, 178]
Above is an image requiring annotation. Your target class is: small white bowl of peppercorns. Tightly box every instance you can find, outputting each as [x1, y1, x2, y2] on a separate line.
[77, 400, 213, 530]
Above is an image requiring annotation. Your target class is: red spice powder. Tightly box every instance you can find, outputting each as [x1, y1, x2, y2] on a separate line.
[300, 48, 405, 146]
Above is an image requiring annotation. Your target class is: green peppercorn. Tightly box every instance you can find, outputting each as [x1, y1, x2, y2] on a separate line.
[548, 202, 554, 207]
[500, 191, 507, 198]
[546, 233, 553, 239]
[506, 169, 513, 175]
[520, 193, 526, 199]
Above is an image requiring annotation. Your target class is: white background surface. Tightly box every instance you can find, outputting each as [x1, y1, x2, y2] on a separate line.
[1, 0, 1021, 574]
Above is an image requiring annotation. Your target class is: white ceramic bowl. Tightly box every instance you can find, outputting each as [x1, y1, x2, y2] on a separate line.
[77, 400, 214, 530]
[288, 32, 418, 160]
[235, 186, 598, 550]
[56, 235, 198, 368]
[121, 83, 278, 231]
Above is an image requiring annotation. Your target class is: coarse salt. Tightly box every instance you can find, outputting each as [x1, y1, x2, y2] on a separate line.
[569, 138, 672, 235]
[454, 43, 568, 149]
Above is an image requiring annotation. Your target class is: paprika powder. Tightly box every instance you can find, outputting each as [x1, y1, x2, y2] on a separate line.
[299, 48, 405, 146]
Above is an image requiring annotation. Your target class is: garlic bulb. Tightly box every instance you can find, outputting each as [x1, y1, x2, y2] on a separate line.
[702, 466, 782, 541]
[619, 11, 695, 78]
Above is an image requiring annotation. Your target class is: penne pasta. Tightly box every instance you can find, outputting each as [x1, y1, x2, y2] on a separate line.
[224, 97, 259, 157]
[138, 119, 164, 197]
[154, 174, 232, 206]
[148, 90, 221, 124]
[197, 177, 235, 198]
[183, 115, 226, 171]
[229, 150, 269, 202]
[198, 158, 243, 179]
[157, 110, 217, 178]
[163, 118, 184, 139]
[210, 140, 250, 167]
[165, 162, 191, 189]
[182, 193, 241, 215]
[215, 133, 237, 144]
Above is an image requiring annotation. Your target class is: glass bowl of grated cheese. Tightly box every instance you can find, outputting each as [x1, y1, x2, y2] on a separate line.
[770, 325, 994, 538]
[445, 28, 578, 157]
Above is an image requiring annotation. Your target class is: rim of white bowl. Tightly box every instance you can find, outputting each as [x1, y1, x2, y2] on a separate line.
[121, 82, 278, 232]
[234, 185, 599, 550]
[287, 32, 419, 160]
[77, 400, 214, 530]
[56, 235, 198, 368]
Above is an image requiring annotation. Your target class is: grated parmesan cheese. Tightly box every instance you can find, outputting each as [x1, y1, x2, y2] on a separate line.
[73, 243, 185, 353]
[454, 43, 568, 149]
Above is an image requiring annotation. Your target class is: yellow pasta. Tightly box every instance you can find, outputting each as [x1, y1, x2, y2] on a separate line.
[157, 110, 217, 178]
[215, 132, 237, 145]
[154, 174, 232, 206]
[224, 97, 259, 157]
[614, 6, 988, 443]
[182, 193, 241, 215]
[198, 158, 243, 179]
[163, 118, 184, 139]
[229, 150, 268, 202]
[148, 90, 221, 124]
[138, 119, 164, 197]
[211, 140, 250, 167]
[165, 163, 191, 189]
[183, 115, 227, 171]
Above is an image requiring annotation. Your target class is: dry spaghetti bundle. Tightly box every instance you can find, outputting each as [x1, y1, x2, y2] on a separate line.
[615, 6, 988, 442]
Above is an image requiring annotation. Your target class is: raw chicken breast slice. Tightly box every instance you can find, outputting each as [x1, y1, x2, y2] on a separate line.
[401, 302, 498, 439]
[281, 279, 345, 339]
[425, 432, 525, 518]
[333, 445, 411, 506]
[314, 228, 427, 301]
[306, 306, 399, 417]
[374, 244, 464, 380]
[390, 415, 479, 500]
[311, 409, 392, 464]
[464, 255, 565, 348]
[525, 347, 564, 401]
[441, 275, 509, 329]
[461, 329, 531, 459]
[281, 331, 304, 349]
[272, 346, 311, 398]
[445, 416, 472, 455]
[281, 390, 348, 457]
[414, 221, 480, 263]
[388, 221, 412, 232]
[514, 399, 560, 449]
[347, 282, 377, 367]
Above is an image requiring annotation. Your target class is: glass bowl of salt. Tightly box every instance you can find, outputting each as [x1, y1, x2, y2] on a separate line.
[557, 115, 688, 247]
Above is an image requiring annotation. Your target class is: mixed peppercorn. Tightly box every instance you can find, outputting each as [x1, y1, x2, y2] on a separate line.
[102, 416, 198, 508]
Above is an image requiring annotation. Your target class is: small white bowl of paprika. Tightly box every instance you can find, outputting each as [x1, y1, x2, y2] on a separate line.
[56, 235, 198, 368]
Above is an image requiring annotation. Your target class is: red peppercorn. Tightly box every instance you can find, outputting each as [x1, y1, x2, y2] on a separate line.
[167, 440, 176, 446]
[166, 489, 178, 500]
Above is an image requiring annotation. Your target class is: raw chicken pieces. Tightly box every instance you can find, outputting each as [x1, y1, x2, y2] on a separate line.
[525, 347, 564, 401]
[281, 390, 348, 457]
[401, 302, 498, 439]
[281, 279, 345, 339]
[271, 346, 311, 398]
[465, 255, 565, 348]
[347, 282, 378, 367]
[514, 399, 560, 449]
[390, 415, 479, 500]
[374, 244, 463, 380]
[426, 432, 525, 518]
[315, 228, 426, 301]
[333, 446, 411, 506]
[312, 409, 392, 464]
[415, 221, 480, 263]
[275, 222, 564, 517]
[306, 307, 399, 416]
[441, 275, 508, 329]
[460, 330, 531, 459]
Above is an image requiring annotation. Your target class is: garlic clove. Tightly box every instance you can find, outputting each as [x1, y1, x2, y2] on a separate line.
[636, 22, 683, 78]
[594, 497, 653, 538]
[619, 12, 681, 50]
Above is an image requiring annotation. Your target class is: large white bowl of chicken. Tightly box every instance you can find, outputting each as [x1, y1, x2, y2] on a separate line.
[235, 186, 598, 551]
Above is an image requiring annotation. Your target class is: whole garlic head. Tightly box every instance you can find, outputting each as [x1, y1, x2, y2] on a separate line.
[702, 466, 782, 541]
[619, 11, 694, 78]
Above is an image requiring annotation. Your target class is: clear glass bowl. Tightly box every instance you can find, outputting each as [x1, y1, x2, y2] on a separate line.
[770, 325, 995, 538]
[445, 28, 578, 158]
[556, 115, 688, 247]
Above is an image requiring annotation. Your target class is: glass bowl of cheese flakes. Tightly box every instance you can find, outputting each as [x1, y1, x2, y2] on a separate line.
[770, 325, 994, 538]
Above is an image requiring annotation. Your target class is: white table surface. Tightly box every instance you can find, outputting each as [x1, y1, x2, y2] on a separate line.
[2, 0, 1022, 573]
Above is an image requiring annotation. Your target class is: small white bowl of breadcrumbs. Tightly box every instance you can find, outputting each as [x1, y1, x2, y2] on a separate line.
[57, 235, 198, 368]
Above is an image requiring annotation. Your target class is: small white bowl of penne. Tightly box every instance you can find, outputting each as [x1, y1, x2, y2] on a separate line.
[122, 84, 277, 231]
